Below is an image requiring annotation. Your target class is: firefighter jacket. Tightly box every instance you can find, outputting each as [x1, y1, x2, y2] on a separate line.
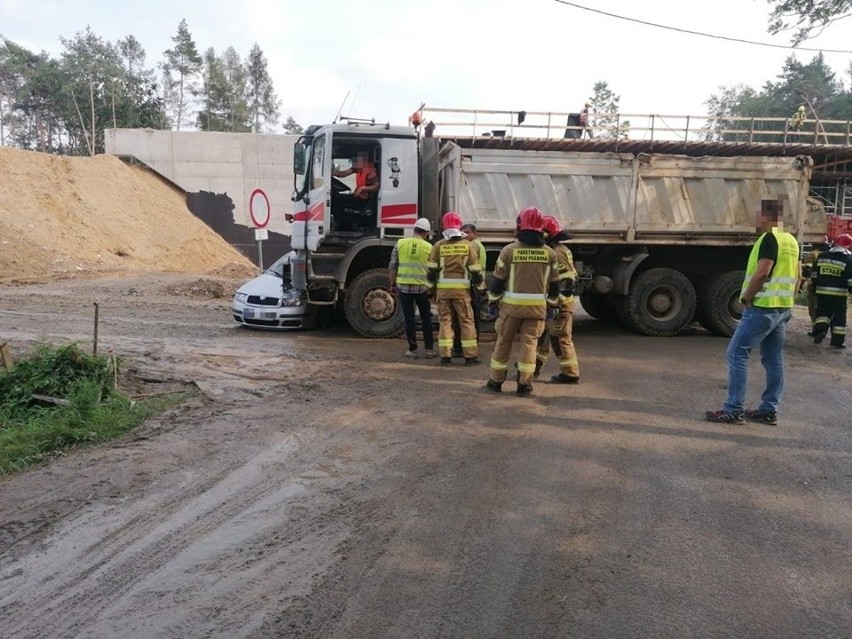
[488, 240, 560, 319]
[550, 241, 577, 306]
[427, 238, 482, 300]
[810, 249, 852, 298]
[743, 229, 800, 308]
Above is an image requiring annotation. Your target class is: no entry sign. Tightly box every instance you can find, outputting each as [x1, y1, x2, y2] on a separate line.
[249, 188, 271, 229]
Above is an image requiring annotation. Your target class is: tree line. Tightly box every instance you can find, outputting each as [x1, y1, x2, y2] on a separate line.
[0, 19, 304, 155]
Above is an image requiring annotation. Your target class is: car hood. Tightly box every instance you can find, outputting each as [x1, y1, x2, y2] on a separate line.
[237, 272, 286, 297]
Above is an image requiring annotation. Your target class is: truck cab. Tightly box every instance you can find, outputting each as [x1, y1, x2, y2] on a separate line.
[289, 120, 421, 337]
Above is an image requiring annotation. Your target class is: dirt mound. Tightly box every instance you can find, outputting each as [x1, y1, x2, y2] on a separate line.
[164, 278, 228, 299]
[0, 147, 256, 283]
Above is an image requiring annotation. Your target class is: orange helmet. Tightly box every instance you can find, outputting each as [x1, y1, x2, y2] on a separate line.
[834, 233, 852, 249]
[517, 206, 545, 232]
[541, 215, 562, 238]
[441, 211, 462, 230]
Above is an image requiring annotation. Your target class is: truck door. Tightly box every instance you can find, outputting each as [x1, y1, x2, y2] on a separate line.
[377, 137, 419, 235]
[305, 133, 330, 251]
[291, 133, 330, 251]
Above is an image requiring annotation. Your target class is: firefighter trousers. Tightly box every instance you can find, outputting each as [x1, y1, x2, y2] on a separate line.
[813, 295, 847, 346]
[490, 314, 545, 385]
[438, 297, 477, 358]
[536, 304, 580, 377]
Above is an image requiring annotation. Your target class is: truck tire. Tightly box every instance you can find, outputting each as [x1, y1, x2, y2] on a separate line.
[624, 268, 696, 336]
[344, 268, 404, 338]
[579, 291, 619, 322]
[696, 270, 745, 337]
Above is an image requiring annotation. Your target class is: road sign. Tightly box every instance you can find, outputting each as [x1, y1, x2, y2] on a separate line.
[254, 228, 269, 241]
[249, 188, 271, 228]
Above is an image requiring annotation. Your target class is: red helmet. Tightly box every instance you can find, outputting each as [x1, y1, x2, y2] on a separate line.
[441, 211, 462, 230]
[541, 215, 562, 238]
[517, 206, 545, 232]
[834, 233, 852, 249]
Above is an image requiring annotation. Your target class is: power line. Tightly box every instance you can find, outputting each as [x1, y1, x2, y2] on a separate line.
[552, 0, 852, 54]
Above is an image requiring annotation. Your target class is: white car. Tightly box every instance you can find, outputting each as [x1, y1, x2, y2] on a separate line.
[232, 252, 315, 329]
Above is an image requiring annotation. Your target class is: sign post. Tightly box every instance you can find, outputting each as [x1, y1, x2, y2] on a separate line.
[249, 188, 271, 270]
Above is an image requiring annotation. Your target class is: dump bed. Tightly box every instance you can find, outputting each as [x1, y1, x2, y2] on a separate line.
[434, 143, 824, 245]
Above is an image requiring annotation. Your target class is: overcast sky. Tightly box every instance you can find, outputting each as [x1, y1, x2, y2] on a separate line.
[2, 0, 851, 134]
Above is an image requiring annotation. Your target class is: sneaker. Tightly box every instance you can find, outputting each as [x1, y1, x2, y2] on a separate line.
[464, 357, 481, 367]
[485, 379, 503, 393]
[440, 357, 452, 366]
[551, 373, 580, 384]
[516, 383, 534, 397]
[744, 409, 778, 426]
[705, 409, 745, 425]
[424, 349, 438, 359]
[405, 349, 419, 359]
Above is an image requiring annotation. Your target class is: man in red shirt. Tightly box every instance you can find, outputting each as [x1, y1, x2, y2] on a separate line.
[334, 152, 378, 199]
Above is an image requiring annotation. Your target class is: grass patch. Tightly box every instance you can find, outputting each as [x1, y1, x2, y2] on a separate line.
[0, 343, 190, 474]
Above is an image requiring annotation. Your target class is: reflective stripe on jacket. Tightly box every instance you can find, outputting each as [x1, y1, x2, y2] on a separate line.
[743, 229, 799, 308]
[395, 236, 432, 286]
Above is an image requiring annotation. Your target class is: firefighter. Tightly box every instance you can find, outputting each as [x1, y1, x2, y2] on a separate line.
[801, 240, 830, 333]
[811, 233, 852, 349]
[535, 215, 580, 383]
[452, 223, 487, 357]
[788, 105, 807, 131]
[427, 211, 482, 366]
[485, 207, 560, 396]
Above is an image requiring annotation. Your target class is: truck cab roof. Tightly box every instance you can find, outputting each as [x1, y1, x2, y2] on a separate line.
[305, 122, 415, 139]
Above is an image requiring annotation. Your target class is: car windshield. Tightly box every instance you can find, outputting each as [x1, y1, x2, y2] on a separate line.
[266, 255, 292, 280]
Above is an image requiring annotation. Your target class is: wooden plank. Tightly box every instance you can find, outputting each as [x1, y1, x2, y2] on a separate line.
[0, 341, 13, 370]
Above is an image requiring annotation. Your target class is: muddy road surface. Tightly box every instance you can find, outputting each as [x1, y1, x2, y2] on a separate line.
[0, 275, 850, 639]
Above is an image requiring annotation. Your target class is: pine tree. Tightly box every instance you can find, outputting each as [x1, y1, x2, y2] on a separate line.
[163, 19, 202, 130]
[246, 43, 280, 133]
[587, 81, 629, 140]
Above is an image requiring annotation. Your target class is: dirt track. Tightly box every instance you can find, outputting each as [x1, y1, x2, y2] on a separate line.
[0, 275, 850, 639]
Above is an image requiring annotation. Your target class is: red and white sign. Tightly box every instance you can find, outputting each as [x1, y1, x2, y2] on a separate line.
[249, 188, 271, 229]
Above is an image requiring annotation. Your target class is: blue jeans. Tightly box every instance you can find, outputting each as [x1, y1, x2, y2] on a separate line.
[724, 307, 792, 414]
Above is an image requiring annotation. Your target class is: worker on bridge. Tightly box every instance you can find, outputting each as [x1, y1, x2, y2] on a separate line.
[485, 207, 560, 396]
[788, 105, 807, 131]
[811, 233, 852, 349]
[427, 211, 482, 366]
[535, 215, 581, 384]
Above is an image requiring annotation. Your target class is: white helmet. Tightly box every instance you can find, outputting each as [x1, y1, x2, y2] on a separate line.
[414, 218, 431, 233]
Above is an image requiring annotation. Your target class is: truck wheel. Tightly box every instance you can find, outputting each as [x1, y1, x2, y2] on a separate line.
[344, 268, 404, 338]
[579, 292, 619, 322]
[625, 268, 696, 336]
[696, 270, 745, 337]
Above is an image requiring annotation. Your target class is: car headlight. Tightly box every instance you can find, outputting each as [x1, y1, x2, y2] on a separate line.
[234, 292, 248, 303]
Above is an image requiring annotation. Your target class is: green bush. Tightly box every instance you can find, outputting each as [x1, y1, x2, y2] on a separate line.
[0, 343, 188, 474]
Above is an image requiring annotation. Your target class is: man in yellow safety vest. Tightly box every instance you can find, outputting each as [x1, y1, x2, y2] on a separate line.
[706, 198, 800, 427]
[389, 217, 435, 359]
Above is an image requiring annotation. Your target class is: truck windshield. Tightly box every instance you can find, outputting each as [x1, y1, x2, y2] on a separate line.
[293, 137, 311, 198]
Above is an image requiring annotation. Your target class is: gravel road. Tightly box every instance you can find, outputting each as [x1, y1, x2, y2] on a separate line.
[0, 275, 849, 639]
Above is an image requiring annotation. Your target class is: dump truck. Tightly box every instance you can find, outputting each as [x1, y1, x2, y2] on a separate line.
[287, 113, 828, 338]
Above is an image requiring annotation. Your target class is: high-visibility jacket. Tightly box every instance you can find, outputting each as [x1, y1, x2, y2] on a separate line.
[395, 236, 432, 286]
[489, 241, 560, 319]
[811, 249, 852, 297]
[552, 242, 577, 306]
[743, 229, 799, 308]
[428, 238, 482, 300]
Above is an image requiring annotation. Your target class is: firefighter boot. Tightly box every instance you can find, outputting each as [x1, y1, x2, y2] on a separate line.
[485, 379, 503, 393]
[551, 373, 580, 384]
[516, 382, 533, 396]
[534, 359, 543, 379]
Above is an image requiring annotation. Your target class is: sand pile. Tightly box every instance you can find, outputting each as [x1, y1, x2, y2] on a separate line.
[0, 147, 255, 283]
